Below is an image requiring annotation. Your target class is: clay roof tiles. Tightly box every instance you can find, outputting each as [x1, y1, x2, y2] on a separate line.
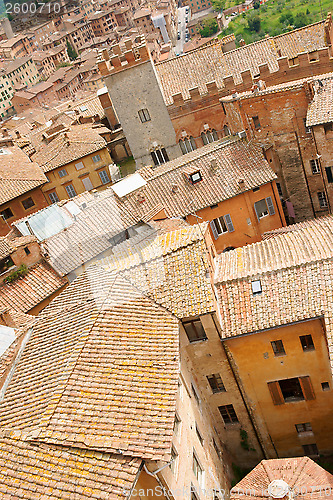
[118, 138, 276, 219]
[30, 125, 108, 173]
[0, 260, 67, 313]
[214, 216, 333, 374]
[0, 267, 179, 461]
[155, 20, 328, 105]
[0, 146, 47, 205]
[306, 76, 333, 126]
[231, 457, 333, 500]
[102, 223, 215, 319]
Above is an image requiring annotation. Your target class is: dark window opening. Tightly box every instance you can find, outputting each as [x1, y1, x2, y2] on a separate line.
[252, 115, 261, 130]
[279, 378, 304, 402]
[183, 318, 207, 342]
[318, 191, 328, 208]
[310, 159, 320, 174]
[22, 197, 35, 210]
[326, 166, 333, 183]
[207, 374, 226, 393]
[296, 422, 312, 433]
[218, 404, 239, 424]
[1, 208, 14, 220]
[24, 246, 31, 256]
[300, 334, 315, 351]
[271, 340, 286, 356]
[0, 256, 14, 274]
[302, 443, 319, 456]
[321, 382, 330, 391]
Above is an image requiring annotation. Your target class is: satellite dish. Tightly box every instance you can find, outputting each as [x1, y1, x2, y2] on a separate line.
[268, 480, 290, 499]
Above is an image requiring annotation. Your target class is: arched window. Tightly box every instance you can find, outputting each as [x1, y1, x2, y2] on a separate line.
[201, 129, 218, 145]
[179, 136, 197, 154]
[224, 125, 231, 136]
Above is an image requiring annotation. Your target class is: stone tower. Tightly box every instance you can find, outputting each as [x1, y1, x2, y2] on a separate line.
[98, 37, 182, 168]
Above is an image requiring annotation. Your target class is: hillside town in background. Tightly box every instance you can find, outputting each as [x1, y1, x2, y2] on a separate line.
[0, 0, 333, 497]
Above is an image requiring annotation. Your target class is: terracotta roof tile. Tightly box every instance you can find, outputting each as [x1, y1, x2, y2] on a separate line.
[306, 75, 333, 126]
[118, 138, 276, 219]
[30, 125, 109, 173]
[0, 269, 179, 461]
[0, 260, 67, 313]
[102, 223, 215, 318]
[0, 434, 141, 499]
[231, 457, 333, 500]
[0, 146, 47, 205]
[156, 21, 327, 105]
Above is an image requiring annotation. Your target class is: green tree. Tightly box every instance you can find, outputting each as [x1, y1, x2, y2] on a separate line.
[294, 11, 308, 28]
[253, 0, 260, 9]
[247, 14, 261, 32]
[211, 0, 224, 11]
[279, 11, 294, 24]
[66, 40, 78, 60]
[199, 18, 219, 37]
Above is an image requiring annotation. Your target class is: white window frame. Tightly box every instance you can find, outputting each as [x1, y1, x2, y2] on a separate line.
[254, 197, 275, 220]
[58, 168, 68, 178]
[92, 154, 101, 163]
[48, 191, 59, 204]
[65, 184, 77, 198]
[138, 108, 151, 123]
[99, 169, 110, 185]
[210, 214, 234, 239]
[310, 159, 320, 174]
[318, 191, 328, 208]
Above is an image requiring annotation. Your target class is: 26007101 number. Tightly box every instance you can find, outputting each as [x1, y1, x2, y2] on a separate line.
[5, 2, 61, 14]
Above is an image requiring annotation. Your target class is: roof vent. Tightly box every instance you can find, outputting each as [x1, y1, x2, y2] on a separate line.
[238, 130, 247, 139]
[210, 159, 218, 173]
[268, 480, 290, 499]
[203, 123, 209, 130]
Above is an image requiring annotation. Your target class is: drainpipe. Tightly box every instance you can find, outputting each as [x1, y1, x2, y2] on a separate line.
[221, 341, 271, 460]
[143, 462, 174, 500]
[293, 130, 316, 218]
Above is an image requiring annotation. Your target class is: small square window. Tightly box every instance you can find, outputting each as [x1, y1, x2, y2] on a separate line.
[58, 168, 68, 178]
[183, 319, 207, 342]
[251, 280, 262, 295]
[190, 171, 202, 184]
[300, 335, 315, 351]
[218, 404, 239, 424]
[138, 108, 151, 122]
[321, 382, 330, 391]
[173, 413, 181, 435]
[92, 154, 101, 163]
[22, 197, 35, 210]
[207, 374, 226, 393]
[24, 246, 31, 256]
[295, 422, 312, 433]
[271, 340, 286, 356]
[75, 161, 84, 170]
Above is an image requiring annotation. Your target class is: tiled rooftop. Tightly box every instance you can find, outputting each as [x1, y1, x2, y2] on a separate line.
[155, 20, 328, 104]
[306, 75, 333, 126]
[102, 223, 215, 319]
[44, 190, 140, 275]
[231, 457, 333, 500]
[0, 146, 47, 205]
[0, 260, 67, 313]
[0, 268, 179, 461]
[0, 433, 142, 499]
[119, 138, 276, 219]
[214, 216, 333, 374]
[30, 125, 109, 173]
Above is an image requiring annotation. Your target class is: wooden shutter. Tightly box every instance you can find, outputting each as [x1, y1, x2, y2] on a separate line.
[254, 202, 260, 221]
[299, 376, 315, 401]
[266, 196, 275, 215]
[210, 220, 219, 240]
[224, 214, 235, 233]
[268, 381, 284, 405]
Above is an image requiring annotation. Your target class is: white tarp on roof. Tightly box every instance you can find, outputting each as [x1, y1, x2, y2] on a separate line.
[111, 173, 147, 198]
[0, 326, 16, 357]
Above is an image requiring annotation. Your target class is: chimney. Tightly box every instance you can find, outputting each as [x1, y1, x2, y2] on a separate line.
[0, 309, 16, 328]
[239, 39, 246, 47]
[15, 130, 21, 138]
[2, 128, 9, 137]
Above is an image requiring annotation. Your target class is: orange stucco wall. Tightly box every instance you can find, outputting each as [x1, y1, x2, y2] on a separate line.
[224, 318, 333, 458]
[186, 181, 285, 253]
